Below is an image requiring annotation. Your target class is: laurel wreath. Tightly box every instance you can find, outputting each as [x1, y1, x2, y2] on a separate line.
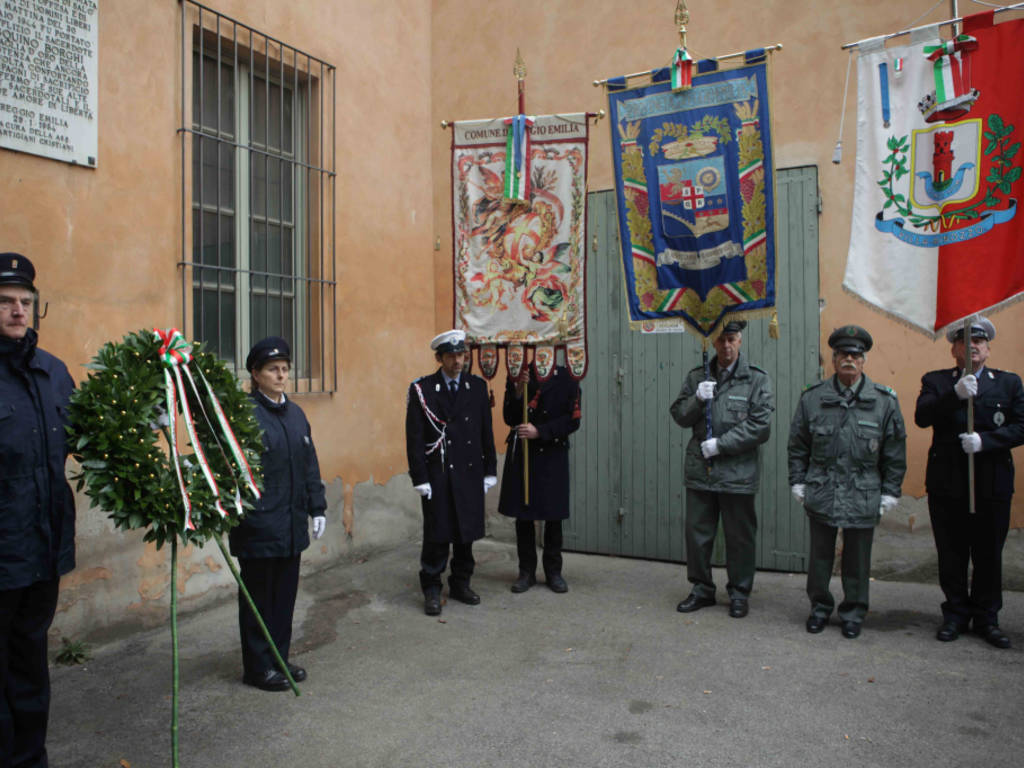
[68, 329, 264, 549]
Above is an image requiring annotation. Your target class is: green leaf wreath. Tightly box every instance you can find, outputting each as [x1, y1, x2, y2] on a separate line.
[68, 329, 264, 549]
[67, 330, 298, 765]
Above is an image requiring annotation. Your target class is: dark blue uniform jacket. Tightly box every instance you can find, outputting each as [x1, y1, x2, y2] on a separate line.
[406, 370, 496, 543]
[229, 392, 326, 559]
[915, 366, 1024, 501]
[0, 329, 76, 589]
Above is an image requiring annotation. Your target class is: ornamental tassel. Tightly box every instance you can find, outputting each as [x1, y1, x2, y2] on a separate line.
[671, 47, 693, 91]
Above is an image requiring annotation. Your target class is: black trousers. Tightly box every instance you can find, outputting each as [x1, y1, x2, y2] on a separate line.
[515, 519, 563, 577]
[419, 541, 475, 594]
[0, 577, 60, 768]
[928, 495, 1011, 628]
[806, 519, 874, 623]
[237, 556, 301, 679]
[684, 489, 757, 600]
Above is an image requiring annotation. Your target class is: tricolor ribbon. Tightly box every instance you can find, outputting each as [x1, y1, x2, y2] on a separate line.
[154, 328, 260, 530]
[923, 34, 977, 107]
[671, 47, 693, 91]
[503, 114, 534, 203]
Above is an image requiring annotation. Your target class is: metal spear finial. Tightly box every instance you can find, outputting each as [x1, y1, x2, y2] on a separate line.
[675, 0, 689, 48]
[513, 48, 527, 81]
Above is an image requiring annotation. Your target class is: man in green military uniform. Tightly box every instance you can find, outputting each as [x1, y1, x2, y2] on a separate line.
[670, 320, 775, 618]
[788, 325, 907, 639]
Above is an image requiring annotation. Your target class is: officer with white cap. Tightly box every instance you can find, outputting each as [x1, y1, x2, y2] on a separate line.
[405, 330, 497, 615]
[915, 317, 1024, 648]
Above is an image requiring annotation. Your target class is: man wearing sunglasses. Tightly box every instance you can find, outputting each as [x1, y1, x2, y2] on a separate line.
[788, 325, 907, 639]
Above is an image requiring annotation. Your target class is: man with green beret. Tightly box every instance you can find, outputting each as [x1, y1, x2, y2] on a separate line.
[788, 325, 907, 638]
[670, 319, 775, 619]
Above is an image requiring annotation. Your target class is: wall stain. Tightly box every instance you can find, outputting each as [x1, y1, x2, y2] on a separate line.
[628, 700, 654, 714]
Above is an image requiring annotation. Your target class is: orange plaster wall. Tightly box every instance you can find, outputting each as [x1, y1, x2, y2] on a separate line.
[2, 0, 435, 488]
[2, 0, 437, 634]
[430, 0, 1024, 525]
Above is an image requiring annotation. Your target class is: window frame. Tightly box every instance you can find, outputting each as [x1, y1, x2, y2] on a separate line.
[180, 1, 336, 393]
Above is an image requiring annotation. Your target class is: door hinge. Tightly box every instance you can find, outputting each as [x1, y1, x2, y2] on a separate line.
[617, 507, 627, 523]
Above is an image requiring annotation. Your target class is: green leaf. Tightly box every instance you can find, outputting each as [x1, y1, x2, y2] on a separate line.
[998, 181, 1012, 194]
[883, 199, 893, 209]
[1006, 166, 1022, 183]
[893, 194, 905, 203]
[1004, 142, 1020, 161]
[989, 113, 1005, 133]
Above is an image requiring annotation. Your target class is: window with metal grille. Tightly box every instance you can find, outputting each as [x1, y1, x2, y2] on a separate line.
[179, 1, 336, 392]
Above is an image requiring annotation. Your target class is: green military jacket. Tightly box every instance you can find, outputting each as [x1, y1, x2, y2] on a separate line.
[670, 354, 775, 494]
[788, 373, 907, 528]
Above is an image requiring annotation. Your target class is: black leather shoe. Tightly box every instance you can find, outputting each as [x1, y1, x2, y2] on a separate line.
[805, 615, 828, 634]
[936, 621, 962, 642]
[286, 663, 307, 682]
[728, 599, 749, 618]
[511, 572, 536, 593]
[424, 593, 442, 616]
[449, 584, 481, 605]
[546, 573, 568, 593]
[243, 670, 291, 692]
[841, 621, 862, 639]
[975, 624, 1011, 649]
[676, 594, 716, 613]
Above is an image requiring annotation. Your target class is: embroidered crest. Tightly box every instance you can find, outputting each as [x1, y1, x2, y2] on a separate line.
[994, 410, 1005, 426]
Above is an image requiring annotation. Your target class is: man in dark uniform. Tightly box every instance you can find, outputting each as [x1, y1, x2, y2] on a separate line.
[670, 320, 775, 618]
[498, 361, 581, 594]
[789, 325, 906, 639]
[406, 330, 497, 616]
[914, 317, 1024, 649]
[0, 253, 76, 767]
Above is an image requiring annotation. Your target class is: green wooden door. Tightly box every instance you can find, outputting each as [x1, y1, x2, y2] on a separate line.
[566, 166, 820, 572]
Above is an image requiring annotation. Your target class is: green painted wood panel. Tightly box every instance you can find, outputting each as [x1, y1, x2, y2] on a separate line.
[566, 167, 820, 572]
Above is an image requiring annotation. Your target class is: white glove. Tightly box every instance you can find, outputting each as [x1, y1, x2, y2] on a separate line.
[959, 432, 982, 454]
[414, 482, 432, 499]
[791, 484, 805, 504]
[312, 516, 326, 539]
[696, 380, 716, 402]
[879, 495, 898, 517]
[954, 374, 978, 400]
[700, 438, 720, 458]
[483, 475, 497, 493]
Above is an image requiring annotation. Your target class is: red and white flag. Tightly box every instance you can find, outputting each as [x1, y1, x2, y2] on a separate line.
[844, 12, 1024, 336]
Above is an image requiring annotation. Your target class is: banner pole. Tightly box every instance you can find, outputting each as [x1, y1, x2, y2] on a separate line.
[964, 317, 976, 515]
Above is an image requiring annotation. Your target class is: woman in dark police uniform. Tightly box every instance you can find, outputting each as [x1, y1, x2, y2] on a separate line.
[230, 337, 327, 691]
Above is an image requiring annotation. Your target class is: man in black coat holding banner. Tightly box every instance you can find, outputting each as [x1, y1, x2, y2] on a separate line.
[406, 330, 497, 616]
[498, 362, 581, 594]
[914, 317, 1024, 649]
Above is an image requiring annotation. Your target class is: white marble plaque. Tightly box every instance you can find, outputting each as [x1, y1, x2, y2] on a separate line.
[0, 0, 98, 166]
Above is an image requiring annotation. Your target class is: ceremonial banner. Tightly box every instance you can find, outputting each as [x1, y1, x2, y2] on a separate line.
[607, 53, 777, 337]
[452, 113, 589, 378]
[844, 12, 1024, 336]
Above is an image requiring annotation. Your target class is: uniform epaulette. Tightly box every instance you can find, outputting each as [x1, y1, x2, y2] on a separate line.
[749, 364, 768, 375]
[873, 383, 897, 397]
[802, 380, 827, 393]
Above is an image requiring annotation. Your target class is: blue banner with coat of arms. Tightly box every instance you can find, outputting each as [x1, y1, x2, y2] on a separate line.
[607, 53, 777, 337]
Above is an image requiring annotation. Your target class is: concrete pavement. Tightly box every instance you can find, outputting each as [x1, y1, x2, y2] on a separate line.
[48, 538, 1024, 768]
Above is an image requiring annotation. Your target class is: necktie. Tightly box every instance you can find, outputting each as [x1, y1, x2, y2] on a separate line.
[448, 380, 458, 402]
